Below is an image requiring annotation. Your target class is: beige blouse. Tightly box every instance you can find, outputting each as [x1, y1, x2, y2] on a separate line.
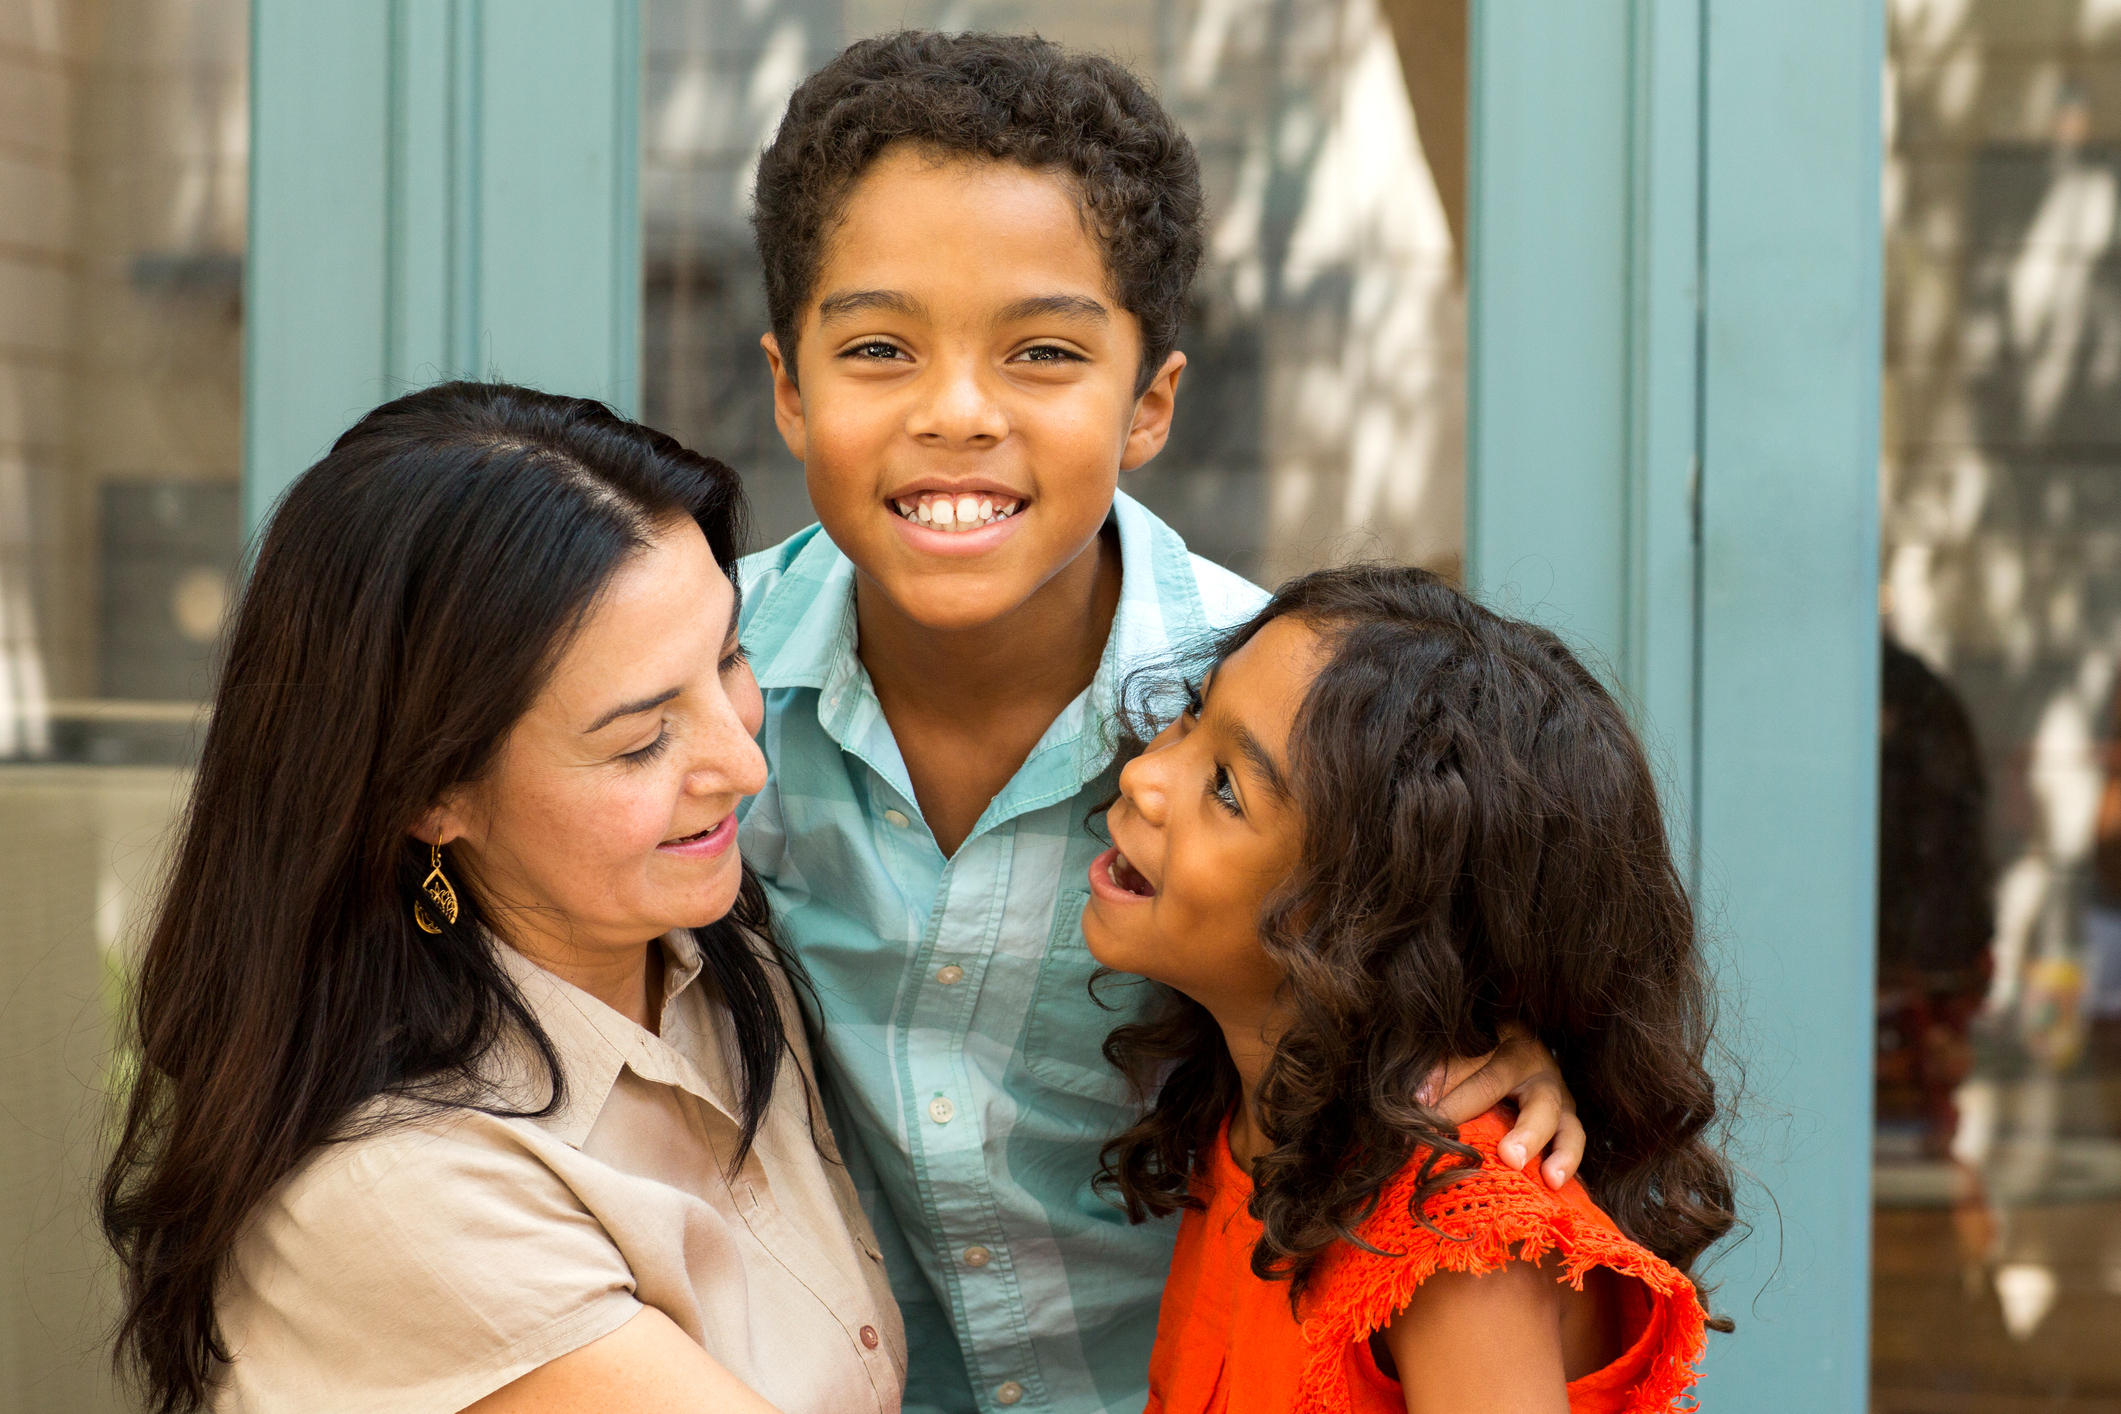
[214, 931, 906, 1414]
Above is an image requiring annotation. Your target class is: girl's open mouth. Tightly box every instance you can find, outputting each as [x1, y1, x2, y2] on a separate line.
[1090, 845, 1156, 901]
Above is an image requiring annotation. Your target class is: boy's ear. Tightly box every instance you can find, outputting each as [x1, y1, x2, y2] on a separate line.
[1120, 350, 1186, 473]
[761, 332, 808, 463]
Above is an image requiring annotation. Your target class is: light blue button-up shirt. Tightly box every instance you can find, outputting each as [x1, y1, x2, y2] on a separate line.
[735, 493, 1267, 1414]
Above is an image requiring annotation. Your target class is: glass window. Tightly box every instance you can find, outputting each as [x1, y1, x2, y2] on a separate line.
[1879, 4, 2121, 1407]
[641, 0, 1466, 585]
[0, 1, 246, 1408]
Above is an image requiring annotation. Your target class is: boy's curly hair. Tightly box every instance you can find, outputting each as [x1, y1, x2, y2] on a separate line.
[1096, 566, 1739, 1323]
[751, 31, 1204, 396]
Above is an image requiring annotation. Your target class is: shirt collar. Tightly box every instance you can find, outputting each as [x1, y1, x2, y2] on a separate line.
[489, 930, 735, 1148]
[743, 523, 861, 696]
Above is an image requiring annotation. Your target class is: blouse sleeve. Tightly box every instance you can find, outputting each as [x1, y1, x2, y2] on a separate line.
[1293, 1111, 1709, 1414]
[216, 1110, 643, 1414]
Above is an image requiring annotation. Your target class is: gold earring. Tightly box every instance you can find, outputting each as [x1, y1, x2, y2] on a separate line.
[413, 842, 460, 933]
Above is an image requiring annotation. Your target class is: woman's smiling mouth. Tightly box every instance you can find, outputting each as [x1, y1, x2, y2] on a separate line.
[657, 813, 738, 858]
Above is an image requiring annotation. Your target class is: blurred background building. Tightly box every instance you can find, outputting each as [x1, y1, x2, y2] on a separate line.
[0, 2, 244, 1409]
[1874, 1, 2121, 1405]
[15, 0, 2119, 1411]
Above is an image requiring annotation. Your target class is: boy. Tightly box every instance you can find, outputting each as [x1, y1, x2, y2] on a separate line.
[733, 32, 1581, 1414]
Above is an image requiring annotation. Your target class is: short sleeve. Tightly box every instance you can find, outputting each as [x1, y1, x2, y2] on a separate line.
[1293, 1112, 1709, 1414]
[215, 1110, 642, 1414]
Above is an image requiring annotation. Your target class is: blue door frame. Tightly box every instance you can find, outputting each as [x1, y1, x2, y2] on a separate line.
[1469, 2, 1883, 1409]
[244, 0, 640, 526]
[246, 3, 1884, 1407]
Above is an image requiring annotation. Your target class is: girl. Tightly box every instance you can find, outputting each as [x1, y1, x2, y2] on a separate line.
[1082, 565, 1735, 1414]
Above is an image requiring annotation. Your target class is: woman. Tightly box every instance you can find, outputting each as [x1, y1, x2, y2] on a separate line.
[100, 383, 902, 1414]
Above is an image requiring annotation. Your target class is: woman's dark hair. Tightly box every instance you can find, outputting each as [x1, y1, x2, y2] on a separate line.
[1096, 565, 1737, 1320]
[100, 382, 799, 1414]
[751, 30, 1204, 396]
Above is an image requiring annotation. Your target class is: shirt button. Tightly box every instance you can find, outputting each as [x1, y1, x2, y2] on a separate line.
[996, 1382, 1025, 1406]
[962, 1245, 992, 1267]
[936, 964, 964, 984]
[860, 1324, 880, 1349]
[884, 808, 910, 828]
[928, 1096, 955, 1124]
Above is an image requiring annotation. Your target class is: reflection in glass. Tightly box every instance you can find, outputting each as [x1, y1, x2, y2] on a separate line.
[0, 2, 245, 1409]
[1879, 2, 2121, 1405]
[642, 0, 1465, 584]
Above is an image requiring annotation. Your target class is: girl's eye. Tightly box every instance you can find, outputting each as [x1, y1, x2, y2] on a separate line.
[1182, 682, 1204, 719]
[622, 728, 672, 766]
[719, 643, 749, 675]
[1209, 764, 1241, 817]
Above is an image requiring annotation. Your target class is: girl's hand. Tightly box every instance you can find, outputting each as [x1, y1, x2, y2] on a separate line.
[1425, 1022, 1584, 1190]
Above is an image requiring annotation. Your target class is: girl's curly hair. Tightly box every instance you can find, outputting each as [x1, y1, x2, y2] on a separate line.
[1095, 565, 1737, 1321]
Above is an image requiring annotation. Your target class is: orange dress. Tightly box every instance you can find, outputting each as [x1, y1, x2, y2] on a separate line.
[1143, 1111, 1708, 1414]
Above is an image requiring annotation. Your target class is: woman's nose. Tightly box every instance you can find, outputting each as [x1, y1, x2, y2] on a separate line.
[686, 695, 769, 800]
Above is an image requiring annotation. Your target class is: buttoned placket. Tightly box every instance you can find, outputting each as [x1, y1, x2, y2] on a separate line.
[651, 996, 904, 1399]
[908, 823, 1054, 1410]
[814, 668, 1058, 1411]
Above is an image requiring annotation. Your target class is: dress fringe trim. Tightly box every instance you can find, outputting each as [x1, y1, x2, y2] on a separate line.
[1292, 1128, 1709, 1414]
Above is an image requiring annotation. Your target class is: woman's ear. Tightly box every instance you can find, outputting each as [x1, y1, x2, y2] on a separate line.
[410, 794, 473, 848]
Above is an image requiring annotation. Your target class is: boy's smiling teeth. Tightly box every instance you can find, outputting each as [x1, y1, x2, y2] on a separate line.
[894, 492, 1022, 531]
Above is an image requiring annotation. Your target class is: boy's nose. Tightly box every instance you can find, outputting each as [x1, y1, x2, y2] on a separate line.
[908, 355, 1008, 447]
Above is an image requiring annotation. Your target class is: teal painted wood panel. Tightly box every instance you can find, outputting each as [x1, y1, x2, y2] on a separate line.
[245, 0, 643, 532]
[1466, 1, 1634, 670]
[475, 0, 642, 410]
[1691, 0, 1883, 1407]
[1467, 0, 1702, 807]
[1468, 1, 1880, 1409]
[243, 5, 392, 532]
[1623, 0, 1705, 824]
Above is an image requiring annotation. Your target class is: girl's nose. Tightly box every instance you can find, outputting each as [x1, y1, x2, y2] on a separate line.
[1118, 743, 1171, 827]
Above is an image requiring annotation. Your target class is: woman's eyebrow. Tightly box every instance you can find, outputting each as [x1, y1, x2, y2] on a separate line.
[584, 686, 680, 735]
[1226, 721, 1293, 804]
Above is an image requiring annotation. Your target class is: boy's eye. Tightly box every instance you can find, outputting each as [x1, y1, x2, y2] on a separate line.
[1209, 764, 1241, 817]
[720, 643, 749, 675]
[843, 341, 907, 361]
[622, 727, 672, 765]
[1182, 682, 1204, 719]
[1015, 344, 1082, 363]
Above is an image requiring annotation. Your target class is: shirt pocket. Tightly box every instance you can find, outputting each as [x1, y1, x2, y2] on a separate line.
[1020, 888, 1139, 1105]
